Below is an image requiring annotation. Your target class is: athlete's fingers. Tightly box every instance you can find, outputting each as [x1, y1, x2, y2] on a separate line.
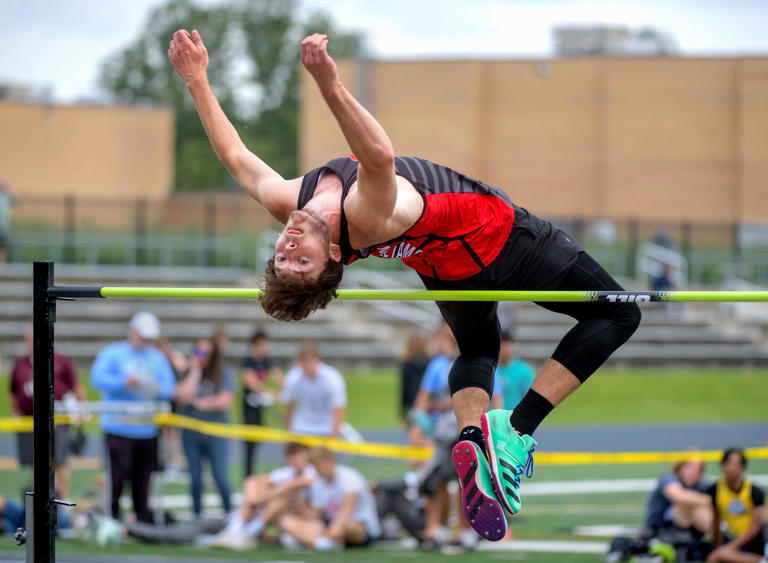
[309, 38, 322, 64]
[175, 29, 195, 51]
[301, 33, 330, 68]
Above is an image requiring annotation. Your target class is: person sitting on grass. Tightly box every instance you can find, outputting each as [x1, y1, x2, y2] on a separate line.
[278, 447, 380, 551]
[0, 495, 24, 536]
[706, 448, 767, 563]
[644, 455, 713, 536]
[211, 442, 316, 551]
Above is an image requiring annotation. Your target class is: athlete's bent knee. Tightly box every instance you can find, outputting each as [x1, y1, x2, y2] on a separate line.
[448, 356, 497, 396]
[615, 302, 642, 339]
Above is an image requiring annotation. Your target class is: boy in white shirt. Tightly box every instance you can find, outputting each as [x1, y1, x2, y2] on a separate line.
[278, 447, 380, 550]
[212, 442, 316, 550]
[280, 341, 346, 437]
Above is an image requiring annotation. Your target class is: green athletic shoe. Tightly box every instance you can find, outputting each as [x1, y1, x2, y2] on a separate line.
[481, 409, 537, 515]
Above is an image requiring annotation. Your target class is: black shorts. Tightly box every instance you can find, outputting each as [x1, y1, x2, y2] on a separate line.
[739, 535, 766, 556]
[422, 249, 640, 384]
[17, 425, 71, 467]
[417, 441, 456, 497]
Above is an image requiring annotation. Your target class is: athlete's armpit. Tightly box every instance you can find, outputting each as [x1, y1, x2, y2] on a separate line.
[345, 175, 423, 248]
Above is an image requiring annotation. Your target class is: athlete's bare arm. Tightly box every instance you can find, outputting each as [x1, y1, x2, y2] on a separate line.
[169, 29, 299, 222]
[301, 34, 421, 245]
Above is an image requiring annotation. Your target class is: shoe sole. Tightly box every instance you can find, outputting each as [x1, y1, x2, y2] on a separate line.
[481, 413, 518, 516]
[451, 441, 507, 542]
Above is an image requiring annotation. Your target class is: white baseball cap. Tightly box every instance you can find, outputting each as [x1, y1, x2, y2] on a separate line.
[129, 311, 161, 340]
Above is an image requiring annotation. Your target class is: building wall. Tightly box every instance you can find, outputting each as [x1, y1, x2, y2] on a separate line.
[0, 101, 174, 200]
[300, 56, 768, 224]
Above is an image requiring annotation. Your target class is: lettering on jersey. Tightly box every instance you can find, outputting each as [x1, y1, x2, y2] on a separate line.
[727, 498, 748, 517]
[605, 294, 651, 303]
[376, 242, 423, 259]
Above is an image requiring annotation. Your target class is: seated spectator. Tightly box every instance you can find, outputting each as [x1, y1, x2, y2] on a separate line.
[280, 341, 346, 438]
[211, 442, 315, 550]
[706, 448, 766, 563]
[652, 263, 678, 292]
[644, 456, 712, 536]
[374, 472, 426, 542]
[174, 337, 235, 519]
[278, 447, 380, 550]
[0, 494, 71, 535]
[1, 495, 24, 535]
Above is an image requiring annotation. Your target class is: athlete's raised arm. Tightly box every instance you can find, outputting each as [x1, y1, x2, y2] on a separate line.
[169, 29, 298, 222]
[301, 34, 399, 229]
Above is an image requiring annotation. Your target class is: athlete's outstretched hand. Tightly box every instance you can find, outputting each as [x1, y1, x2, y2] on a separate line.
[168, 29, 209, 85]
[301, 33, 339, 95]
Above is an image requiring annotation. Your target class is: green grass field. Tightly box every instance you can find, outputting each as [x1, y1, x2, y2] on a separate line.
[3, 459, 768, 562]
[2, 367, 766, 428]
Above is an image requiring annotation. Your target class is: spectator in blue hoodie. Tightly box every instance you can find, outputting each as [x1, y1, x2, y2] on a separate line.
[90, 312, 176, 523]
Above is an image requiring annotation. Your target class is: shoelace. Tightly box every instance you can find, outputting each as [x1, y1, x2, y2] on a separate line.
[512, 447, 536, 486]
[523, 447, 535, 479]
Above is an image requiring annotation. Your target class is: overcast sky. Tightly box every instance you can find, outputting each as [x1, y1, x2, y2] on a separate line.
[1, 0, 766, 103]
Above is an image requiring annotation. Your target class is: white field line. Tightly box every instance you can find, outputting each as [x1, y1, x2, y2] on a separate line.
[122, 474, 768, 510]
[378, 537, 611, 554]
[479, 539, 610, 553]
[521, 474, 768, 496]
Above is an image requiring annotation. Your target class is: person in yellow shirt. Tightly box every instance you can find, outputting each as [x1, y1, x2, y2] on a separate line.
[706, 448, 767, 563]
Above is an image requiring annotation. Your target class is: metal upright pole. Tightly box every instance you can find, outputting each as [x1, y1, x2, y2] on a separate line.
[32, 261, 56, 563]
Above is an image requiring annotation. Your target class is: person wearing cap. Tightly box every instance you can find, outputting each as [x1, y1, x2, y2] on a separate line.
[90, 311, 176, 523]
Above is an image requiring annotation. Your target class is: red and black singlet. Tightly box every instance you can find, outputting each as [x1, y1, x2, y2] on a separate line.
[298, 156, 521, 281]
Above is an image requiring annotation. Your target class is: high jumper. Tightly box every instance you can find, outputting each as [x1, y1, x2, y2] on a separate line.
[168, 29, 641, 541]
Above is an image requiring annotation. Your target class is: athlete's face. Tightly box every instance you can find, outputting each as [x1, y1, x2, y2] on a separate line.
[274, 210, 336, 283]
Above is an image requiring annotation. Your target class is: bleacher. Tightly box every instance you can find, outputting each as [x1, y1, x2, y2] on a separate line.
[1, 263, 767, 371]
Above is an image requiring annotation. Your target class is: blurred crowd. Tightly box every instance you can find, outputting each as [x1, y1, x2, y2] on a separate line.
[608, 450, 767, 563]
[0, 309, 536, 554]
[2, 311, 765, 561]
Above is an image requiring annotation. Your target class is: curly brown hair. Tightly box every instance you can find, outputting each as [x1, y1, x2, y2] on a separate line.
[259, 256, 344, 321]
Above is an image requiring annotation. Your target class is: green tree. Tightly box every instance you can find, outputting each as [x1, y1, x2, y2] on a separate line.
[98, 0, 362, 190]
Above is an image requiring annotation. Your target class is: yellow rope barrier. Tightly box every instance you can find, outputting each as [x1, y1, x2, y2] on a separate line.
[2, 415, 766, 465]
[155, 413, 432, 460]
